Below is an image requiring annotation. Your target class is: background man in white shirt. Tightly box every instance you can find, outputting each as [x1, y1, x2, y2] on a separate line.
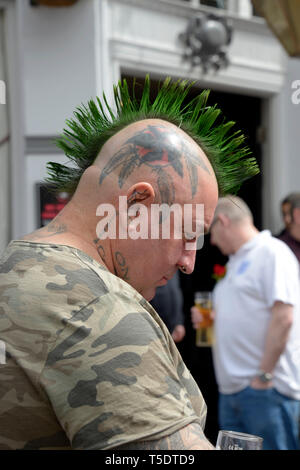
[191, 196, 300, 450]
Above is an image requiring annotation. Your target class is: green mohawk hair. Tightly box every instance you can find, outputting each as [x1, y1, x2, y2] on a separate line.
[46, 75, 259, 195]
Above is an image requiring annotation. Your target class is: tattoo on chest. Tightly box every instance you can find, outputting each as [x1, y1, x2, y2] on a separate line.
[99, 124, 210, 204]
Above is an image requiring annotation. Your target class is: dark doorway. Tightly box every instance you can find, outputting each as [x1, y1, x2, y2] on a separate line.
[121, 73, 262, 444]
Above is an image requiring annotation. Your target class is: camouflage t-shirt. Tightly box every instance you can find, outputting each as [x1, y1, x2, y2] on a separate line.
[0, 241, 207, 450]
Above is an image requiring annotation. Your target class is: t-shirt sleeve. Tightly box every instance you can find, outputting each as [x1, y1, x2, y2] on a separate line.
[40, 291, 206, 450]
[262, 243, 300, 309]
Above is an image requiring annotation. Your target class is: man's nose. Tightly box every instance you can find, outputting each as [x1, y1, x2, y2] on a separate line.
[177, 249, 196, 275]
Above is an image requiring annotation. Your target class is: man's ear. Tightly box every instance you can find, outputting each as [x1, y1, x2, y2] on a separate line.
[127, 182, 155, 208]
[218, 213, 230, 227]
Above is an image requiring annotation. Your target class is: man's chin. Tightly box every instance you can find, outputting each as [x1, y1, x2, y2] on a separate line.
[143, 287, 157, 302]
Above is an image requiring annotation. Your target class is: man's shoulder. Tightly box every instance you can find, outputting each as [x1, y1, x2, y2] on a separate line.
[0, 241, 113, 313]
[276, 228, 288, 240]
[269, 233, 298, 254]
[1, 239, 151, 309]
[255, 233, 299, 269]
[257, 231, 293, 251]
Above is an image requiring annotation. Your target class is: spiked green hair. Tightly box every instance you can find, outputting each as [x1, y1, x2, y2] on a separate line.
[46, 75, 259, 196]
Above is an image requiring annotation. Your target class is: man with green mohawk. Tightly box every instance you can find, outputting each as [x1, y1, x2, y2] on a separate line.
[0, 76, 259, 450]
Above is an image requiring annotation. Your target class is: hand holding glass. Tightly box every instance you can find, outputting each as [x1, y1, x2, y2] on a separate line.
[194, 291, 214, 347]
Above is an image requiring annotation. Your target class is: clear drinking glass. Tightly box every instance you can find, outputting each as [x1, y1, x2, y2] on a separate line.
[216, 430, 263, 450]
[194, 291, 214, 347]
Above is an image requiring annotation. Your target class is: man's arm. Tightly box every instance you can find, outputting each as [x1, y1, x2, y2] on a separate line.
[251, 301, 293, 389]
[113, 422, 214, 450]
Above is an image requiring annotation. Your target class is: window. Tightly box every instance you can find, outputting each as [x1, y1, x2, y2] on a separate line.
[176, 0, 227, 9]
[200, 0, 227, 8]
[175, 0, 256, 18]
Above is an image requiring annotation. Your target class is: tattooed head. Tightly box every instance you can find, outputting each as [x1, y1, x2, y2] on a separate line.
[93, 118, 216, 207]
[77, 118, 218, 300]
[46, 76, 259, 197]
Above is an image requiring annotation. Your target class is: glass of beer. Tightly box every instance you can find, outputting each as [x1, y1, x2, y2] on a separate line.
[194, 291, 213, 347]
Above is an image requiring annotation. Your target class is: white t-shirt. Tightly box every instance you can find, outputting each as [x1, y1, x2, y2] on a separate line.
[212, 230, 300, 400]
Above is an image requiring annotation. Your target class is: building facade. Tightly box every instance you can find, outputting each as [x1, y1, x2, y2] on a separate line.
[0, 0, 300, 250]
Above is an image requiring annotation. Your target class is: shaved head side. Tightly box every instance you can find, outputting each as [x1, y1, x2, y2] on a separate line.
[94, 119, 217, 206]
[214, 196, 253, 223]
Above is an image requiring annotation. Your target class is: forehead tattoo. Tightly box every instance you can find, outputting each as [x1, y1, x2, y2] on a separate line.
[99, 124, 211, 205]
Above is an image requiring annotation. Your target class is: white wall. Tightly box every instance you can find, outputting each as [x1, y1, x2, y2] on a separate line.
[22, 0, 98, 136]
[19, 0, 100, 236]
[285, 57, 300, 192]
[265, 55, 300, 234]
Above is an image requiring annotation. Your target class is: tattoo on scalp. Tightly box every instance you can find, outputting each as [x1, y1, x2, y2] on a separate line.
[99, 124, 210, 204]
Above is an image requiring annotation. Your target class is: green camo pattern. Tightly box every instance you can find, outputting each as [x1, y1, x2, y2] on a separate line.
[0, 241, 207, 449]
